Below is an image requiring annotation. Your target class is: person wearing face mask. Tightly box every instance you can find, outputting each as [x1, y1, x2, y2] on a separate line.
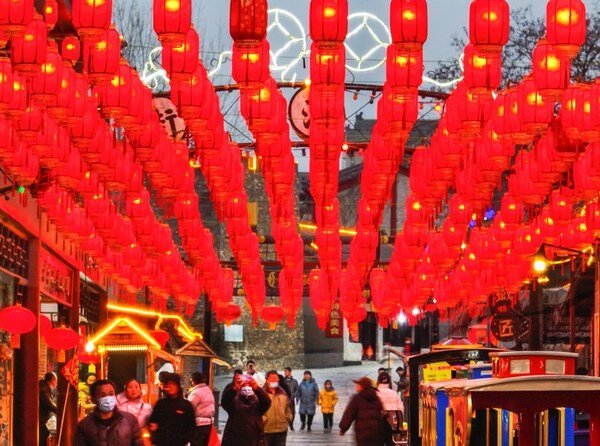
[262, 371, 292, 446]
[147, 373, 195, 446]
[74, 379, 144, 446]
[221, 373, 271, 446]
[116, 378, 153, 428]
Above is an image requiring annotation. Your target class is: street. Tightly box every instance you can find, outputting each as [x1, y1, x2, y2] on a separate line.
[213, 361, 400, 445]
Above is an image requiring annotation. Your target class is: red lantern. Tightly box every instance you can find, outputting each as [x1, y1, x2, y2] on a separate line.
[10, 14, 47, 76]
[72, 0, 112, 41]
[46, 325, 79, 362]
[43, 0, 58, 29]
[154, 0, 191, 44]
[39, 314, 52, 337]
[0, 0, 33, 36]
[232, 39, 270, 88]
[0, 303, 36, 348]
[546, 0, 586, 59]
[463, 43, 501, 95]
[0, 56, 13, 110]
[309, 0, 348, 43]
[149, 329, 169, 348]
[95, 60, 133, 119]
[31, 42, 63, 105]
[469, 0, 509, 54]
[219, 303, 241, 326]
[390, 0, 428, 50]
[162, 26, 199, 83]
[310, 42, 346, 88]
[532, 38, 570, 99]
[229, 0, 267, 43]
[61, 35, 81, 63]
[85, 26, 121, 84]
[517, 75, 553, 136]
[386, 43, 423, 95]
[261, 304, 285, 330]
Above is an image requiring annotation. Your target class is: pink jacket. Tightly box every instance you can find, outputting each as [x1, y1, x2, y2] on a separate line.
[187, 384, 215, 426]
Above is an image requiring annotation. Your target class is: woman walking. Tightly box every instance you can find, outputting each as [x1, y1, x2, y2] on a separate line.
[295, 370, 319, 432]
[317, 379, 338, 433]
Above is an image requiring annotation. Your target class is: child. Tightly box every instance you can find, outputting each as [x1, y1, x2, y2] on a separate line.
[317, 379, 338, 433]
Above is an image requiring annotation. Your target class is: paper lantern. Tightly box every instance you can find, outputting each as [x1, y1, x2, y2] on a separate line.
[72, 0, 113, 41]
[309, 0, 348, 43]
[463, 43, 501, 94]
[0, 303, 36, 348]
[85, 26, 121, 84]
[61, 35, 81, 63]
[162, 26, 199, 83]
[0, 0, 33, 36]
[46, 325, 79, 362]
[43, 0, 58, 29]
[154, 0, 191, 44]
[469, 0, 509, 54]
[546, 0, 586, 58]
[386, 43, 423, 94]
[232, 39, 270, 88]
[10, 15, 47, 76]
[390, 0, 428, 50]
[31, 42, 63, 105]
[532, 38, 570, 99]
[261, 304, 285, 330]
[517, 75, 553, 136]
[229, 0, 267, 43]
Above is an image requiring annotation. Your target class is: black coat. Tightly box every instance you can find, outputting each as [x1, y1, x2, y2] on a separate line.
[148, 396, 195, 446]
[221, 386, 271, 446]
[339, 387, 385, 446]
[39, 379, 57, 426]
[74, 408, 144, 446]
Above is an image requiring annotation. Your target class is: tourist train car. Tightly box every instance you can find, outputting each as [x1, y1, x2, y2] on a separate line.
[420, 351, 599, 446]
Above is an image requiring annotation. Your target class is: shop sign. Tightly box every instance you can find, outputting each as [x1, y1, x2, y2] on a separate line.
[325, 302, 342, 338]
[490, 310, 528, 342]
[0, 224, 28, 279]
[422, 361, 453, 382]
[40, 249, 73, 306]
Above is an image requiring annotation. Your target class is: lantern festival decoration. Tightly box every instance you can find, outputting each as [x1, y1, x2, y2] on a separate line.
[546, 0, 586, 59]
[72, 0, 113, 41]
[46, 324, 80, 363]
[0, 303, 36, 348]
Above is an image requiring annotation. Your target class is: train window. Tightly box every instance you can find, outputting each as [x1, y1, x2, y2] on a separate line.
[546, 359, 566, 374]
[509, 359, 530, 374]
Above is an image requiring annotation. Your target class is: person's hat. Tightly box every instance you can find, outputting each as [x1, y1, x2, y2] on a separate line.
[352, 376, 375, 389]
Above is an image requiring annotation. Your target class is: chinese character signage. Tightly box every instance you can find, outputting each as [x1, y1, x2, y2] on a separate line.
[40, 249, 74, 305]
[325, 302, 342, 338]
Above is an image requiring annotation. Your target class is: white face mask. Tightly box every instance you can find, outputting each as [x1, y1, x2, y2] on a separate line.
[269, 382, 279, 389]
[240, 386, 254, 397]
[97, 395, 117, 412]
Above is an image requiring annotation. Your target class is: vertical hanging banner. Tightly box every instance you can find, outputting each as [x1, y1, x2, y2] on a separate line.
[325, 302, 343, 338]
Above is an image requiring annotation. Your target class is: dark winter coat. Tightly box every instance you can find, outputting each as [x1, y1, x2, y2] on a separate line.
[296, 378, 319, 416]
[221, 385, 272, 446]
[39, 379, 57, 426]
[283, 376, 298, 414]
[148, 395, 195, 446]
[339, 387, 385, 446]
[74, 408, 144, 446]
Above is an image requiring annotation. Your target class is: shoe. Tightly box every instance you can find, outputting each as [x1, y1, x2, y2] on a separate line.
[300, 423, 305, 431]
[307, 426, 311, 432]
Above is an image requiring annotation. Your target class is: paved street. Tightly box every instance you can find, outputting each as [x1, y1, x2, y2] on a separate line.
[213, 361, 400, 445]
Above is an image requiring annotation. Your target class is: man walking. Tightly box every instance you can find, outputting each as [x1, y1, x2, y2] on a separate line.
[246, 360, 266, 386]
[263, 371, 292, 446]
[283, 367, 298, 431]
[39, 372, 57, 446]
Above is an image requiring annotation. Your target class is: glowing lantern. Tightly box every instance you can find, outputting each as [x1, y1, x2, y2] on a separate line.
[309, 0, 348, 43]
[96, 60, 133, 119]
[154, 0, 191, 44]
[532, 38, 570, 99]
[220, 303, 241, 326]
[546, 0, 586, 59]
[72, 0, 113, 41]
[0, 0, 33, 36]
[85, 26, 121, 84]
[390, 0, 428, 50]
[39, 314, 52, 338]
[261, 304, 285, 330]
[0, 303, 36, 348]
[469, 0, 509, 54]
[500, 193, 524, 227]
[46, 324, 79, 363]
[310, 42, 346, 88]
[31, 42, 63, 105]
[560, 83, 585, 140]
[162, 26, 199, 83]
[43, 0, 58, 29]
[232, 39, 270, 88]
[463, 43, 501, 94]
[229, 0, 267, 43]
[61, 36, 81, 63]
[10, 15, 47, 76]
[0, 57, 13, 110]
[386, 43, 423, 96]
[517, 75, 553, 136]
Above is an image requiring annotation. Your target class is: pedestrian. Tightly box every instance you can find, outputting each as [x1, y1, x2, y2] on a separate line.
[74, 379, 144, 446]
[295, 370, 319, 432]
[339, 376, 385, 446]
[317, 379, 338, 433]
[78, 373, 97, 417]
[39, 372, 58, 446]
[376, 372, 404, 446]
[147, 373, 195, 446]
[246, 359, 266, 386]
[221, 372, 271, 446]
[116, 378, 153, 428]
[263, 370, 292, 446]
[187, 371, 215, 446]
[283, 367, 298, 431]
[394, 366, 408, 406]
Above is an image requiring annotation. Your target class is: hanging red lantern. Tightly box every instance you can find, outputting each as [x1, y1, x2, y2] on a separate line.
[0, 303, 36, 348]
[469, 0, 509, 54]
[43, 0, 58, 29]
[546, 0, 586, 59]
[61, 35, 81, 64]
[39, 314, 52, 338]
[46, 324, 79, 362]
[10, 14, 47, 76]
[309, 0, 348, 43]
[95, 60, 133, 119]
[310, 42, 346, 88]
[149, 329, 169, 348]
[261, 304, 285, 330]
[0, 0, 33, 36]
[85, 26, 121, 84]
[463, 43, 501, 95]
[31, 41, 63, 105]
[154, 0, 191, 44]
[229, 0, 267, 43]
[162, 26, 199, 83]
[232, 39, 270, 88]
[0, 56, 13, 110]
[386, 43, 423, 96]
[532, 38, 570, 99]
[72, 0, 113, 41]
[517, 75, 553, 136]
[390, 0, 428, 50]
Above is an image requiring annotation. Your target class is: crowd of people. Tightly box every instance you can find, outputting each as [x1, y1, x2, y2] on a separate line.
[39, 359, 409, 446]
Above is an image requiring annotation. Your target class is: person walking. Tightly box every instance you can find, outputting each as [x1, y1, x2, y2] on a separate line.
[246, 359, 266, 386]
[116, 378, 153, 428]
[395, 366, 408, 407]
[187, 372, 215, 446]
[39, 372, 58, 446]
[339, 376, 385, 446]
[295, 370, 319, 432]
[283, 367, 298, 431]
[262, 370, 292, 446]
[376, 372, 404, 446]
[148, 373, 195, 446]
[74, 379, 144, 446]
[317, 379, 338, 433]
[221, 373, 271, 446]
